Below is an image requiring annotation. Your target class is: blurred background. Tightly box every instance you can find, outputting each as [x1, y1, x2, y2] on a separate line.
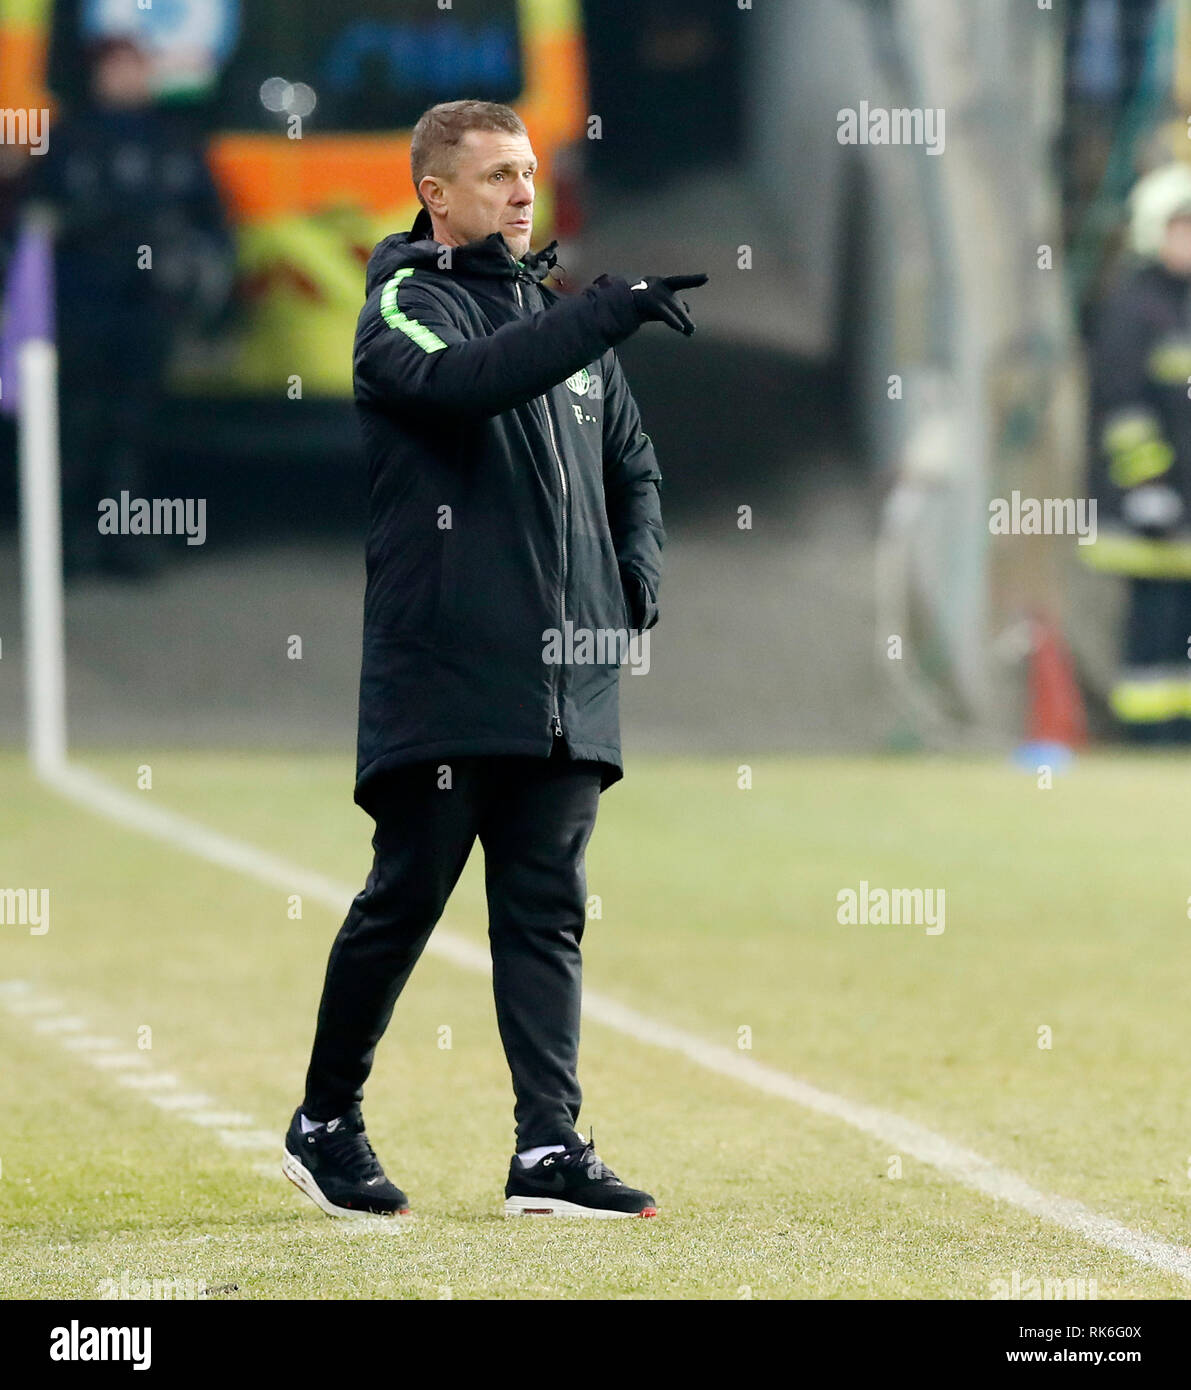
[2, 0, 1191, 764]
[9, 0, 1191, 1308]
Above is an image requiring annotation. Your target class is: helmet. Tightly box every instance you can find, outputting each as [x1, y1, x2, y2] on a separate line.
[1128, 162, 1191, 259]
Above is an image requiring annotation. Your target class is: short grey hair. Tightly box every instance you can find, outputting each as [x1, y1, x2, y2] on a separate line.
[410, 100, 527, 208]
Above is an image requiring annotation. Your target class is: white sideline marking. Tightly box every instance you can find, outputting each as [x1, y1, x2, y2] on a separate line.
[0, 977, 279, 1178]
[119, 1072, 180, 1090]
[181, 1111, 257, 1129]
[32, 1015, 85, 1034]
[4, 993, 65, 1015]
[147, 1093, 217, 1112]
[217, 1129, 278, 1152]
[21, 760, 1191, 1281]
[91, 1052, 151, 1070]
[61, 1034, 120, 1051]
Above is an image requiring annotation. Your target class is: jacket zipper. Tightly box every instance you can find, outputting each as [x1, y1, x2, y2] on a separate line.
[514, 272, 568, 739]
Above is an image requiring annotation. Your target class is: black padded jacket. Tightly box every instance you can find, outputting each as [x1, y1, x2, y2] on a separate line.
[351, 208, 665, 808]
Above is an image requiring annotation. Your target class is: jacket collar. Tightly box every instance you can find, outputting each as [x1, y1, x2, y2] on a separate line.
[407, 206, 558, 283]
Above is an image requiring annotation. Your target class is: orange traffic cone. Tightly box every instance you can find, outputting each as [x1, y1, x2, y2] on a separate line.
[1018, 614, 1087, 766]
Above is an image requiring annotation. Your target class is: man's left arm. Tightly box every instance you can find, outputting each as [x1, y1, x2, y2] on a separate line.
[602, 351, 664, 631]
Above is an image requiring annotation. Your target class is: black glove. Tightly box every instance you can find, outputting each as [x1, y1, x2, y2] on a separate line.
[621, 569, 659, 632]
[595, 273, 709, 336]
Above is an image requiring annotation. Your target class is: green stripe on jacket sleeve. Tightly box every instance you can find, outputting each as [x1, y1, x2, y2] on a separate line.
[379, 268, 448, 352]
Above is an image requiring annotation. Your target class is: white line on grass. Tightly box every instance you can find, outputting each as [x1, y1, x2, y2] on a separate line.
[0, 979, 281, 1161]
[119, 1072, 180, 1090]
[26, 760, 1191, 1282]
[31, 1015, 85, 1033]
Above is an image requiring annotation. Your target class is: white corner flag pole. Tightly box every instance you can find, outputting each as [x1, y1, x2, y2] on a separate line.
[18, 336, 68, 778]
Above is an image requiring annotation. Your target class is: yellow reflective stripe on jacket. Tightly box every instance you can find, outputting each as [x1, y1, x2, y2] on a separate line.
[1147, 339, 1191, 384]
[1101, 412, 1174, 488]
[1109, 678, 1191, 722]
[1108, 438, 1175, 488]
[1078, 534, 1191, 577]
[1102, 410, 1161, 455]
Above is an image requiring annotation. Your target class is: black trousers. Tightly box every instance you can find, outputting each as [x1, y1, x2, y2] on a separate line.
[302, 742, 603, 1149]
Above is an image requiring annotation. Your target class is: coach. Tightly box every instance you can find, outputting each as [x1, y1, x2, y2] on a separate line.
[284, 99, 706, 1220]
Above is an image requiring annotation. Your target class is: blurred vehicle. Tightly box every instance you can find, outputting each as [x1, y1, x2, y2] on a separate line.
[1, 0, 588, 458]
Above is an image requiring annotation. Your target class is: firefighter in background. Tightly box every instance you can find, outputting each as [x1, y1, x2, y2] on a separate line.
[1084, 161, 1191, 742]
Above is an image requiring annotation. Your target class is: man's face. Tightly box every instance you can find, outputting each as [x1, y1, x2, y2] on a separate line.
[92, 46, 153, 109]
[1160, 214, 1191, 278]
[421, 129, 536, 259]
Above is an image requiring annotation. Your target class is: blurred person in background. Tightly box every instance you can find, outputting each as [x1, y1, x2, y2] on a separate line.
[1085, 160, 1191, 742]
[25, 36, 232, 579]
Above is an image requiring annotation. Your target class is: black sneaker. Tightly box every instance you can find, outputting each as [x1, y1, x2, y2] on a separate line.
[503, 1135, 658, 1218]
[282, 1105, 410, 1219]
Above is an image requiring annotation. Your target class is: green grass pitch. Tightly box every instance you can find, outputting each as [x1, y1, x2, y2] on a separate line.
[1, 749, 1188, 1299]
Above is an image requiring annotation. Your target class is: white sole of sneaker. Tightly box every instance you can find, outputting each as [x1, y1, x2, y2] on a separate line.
[503, 1195, 658, 1219]
[281, 1148, 411, 1222]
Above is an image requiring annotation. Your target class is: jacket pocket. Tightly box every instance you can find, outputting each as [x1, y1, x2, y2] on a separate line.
[620, 568, 658, 631]
[618, 572, 635, 631]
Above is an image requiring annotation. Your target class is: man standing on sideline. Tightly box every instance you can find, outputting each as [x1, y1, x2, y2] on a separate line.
[283, 100, 706, 1219]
